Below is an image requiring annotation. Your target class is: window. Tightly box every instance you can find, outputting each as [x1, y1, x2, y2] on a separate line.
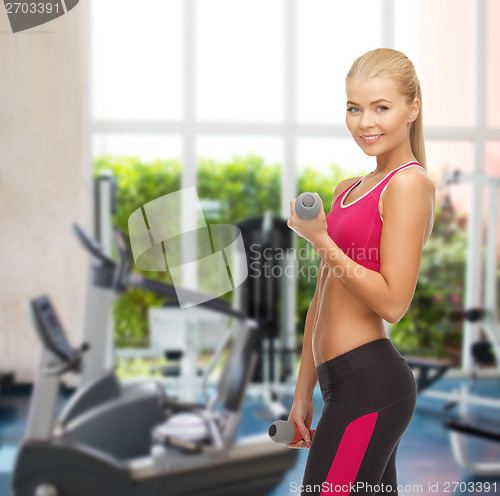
[90, 0, 500, 214]
[88, 0, 500, 355]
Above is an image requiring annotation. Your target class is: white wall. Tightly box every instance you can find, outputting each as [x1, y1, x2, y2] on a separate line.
[0, 4, 91, 382]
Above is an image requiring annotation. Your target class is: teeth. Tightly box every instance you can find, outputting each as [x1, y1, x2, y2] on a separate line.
[363, 135, 381, 140]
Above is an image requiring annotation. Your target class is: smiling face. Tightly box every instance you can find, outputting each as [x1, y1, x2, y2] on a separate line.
[345, 77, 419, 163]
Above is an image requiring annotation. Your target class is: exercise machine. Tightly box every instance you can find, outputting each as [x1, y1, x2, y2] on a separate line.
[404, 355, 451, 393]
[236, 212, 297, 420]
[88, 173, 298, 409]
[90, 171, 297, 418]
[147, 305, 229, 401]
[12, 294, 298, 496]
[436, 169, 500, 476]
[73, 219, 244, 400]
[78, 172, 117, 388]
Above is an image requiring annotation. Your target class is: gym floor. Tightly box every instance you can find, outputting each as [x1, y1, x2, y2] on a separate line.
[1, 376, 500, 496]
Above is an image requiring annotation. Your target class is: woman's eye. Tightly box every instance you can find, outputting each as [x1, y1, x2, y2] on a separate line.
[346, 106, 388, 113]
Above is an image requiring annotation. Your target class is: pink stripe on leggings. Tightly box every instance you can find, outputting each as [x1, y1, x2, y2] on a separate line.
[320, 412, 378, 495]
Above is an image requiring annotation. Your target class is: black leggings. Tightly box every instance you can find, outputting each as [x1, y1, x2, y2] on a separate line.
[301, 338, 417, 496]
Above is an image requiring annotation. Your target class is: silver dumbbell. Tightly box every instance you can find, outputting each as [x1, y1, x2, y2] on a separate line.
[295, 192, 321, 220]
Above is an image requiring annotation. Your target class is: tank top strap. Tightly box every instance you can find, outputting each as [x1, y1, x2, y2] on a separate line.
[370, 161, 422, 200]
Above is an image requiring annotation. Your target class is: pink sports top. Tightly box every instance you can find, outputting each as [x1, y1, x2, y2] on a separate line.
[326, 161, 423, 272]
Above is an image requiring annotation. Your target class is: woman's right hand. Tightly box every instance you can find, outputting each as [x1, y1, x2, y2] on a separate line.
[286, 398, 314, 449]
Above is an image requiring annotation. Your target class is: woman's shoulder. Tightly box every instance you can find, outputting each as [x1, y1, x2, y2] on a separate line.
[381, 165, 436, 214]
[386, 165, 435, 195]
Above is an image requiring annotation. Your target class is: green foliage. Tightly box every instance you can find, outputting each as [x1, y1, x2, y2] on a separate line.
[94, 155, 181, 233]
[93, 154, 469, 375]
[94, 155, 181, 347]
[197, 154, 282, 221]
[390, 198, 467, 357]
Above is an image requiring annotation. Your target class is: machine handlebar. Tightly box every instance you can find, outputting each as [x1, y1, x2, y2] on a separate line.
[72, 223, 116, 268]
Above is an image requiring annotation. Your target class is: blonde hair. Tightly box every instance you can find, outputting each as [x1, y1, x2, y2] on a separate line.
[346, 48, 427, 171]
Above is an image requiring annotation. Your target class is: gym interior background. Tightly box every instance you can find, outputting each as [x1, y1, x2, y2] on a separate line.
[1, 1, 500, 495]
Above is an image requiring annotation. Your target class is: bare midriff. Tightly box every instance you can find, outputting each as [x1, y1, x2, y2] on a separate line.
[311, 261, 388, 368]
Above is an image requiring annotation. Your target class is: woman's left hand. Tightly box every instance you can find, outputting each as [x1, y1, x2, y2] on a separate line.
[287, 197, 328, 246]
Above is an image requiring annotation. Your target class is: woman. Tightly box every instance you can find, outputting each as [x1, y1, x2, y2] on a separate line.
[287, 48, 435, 495]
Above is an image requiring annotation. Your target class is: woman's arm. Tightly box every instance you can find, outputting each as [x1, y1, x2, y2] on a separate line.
[310, 171, 435, 324]
[293, 185, 348, 403]
[293, 259, 324, 403]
